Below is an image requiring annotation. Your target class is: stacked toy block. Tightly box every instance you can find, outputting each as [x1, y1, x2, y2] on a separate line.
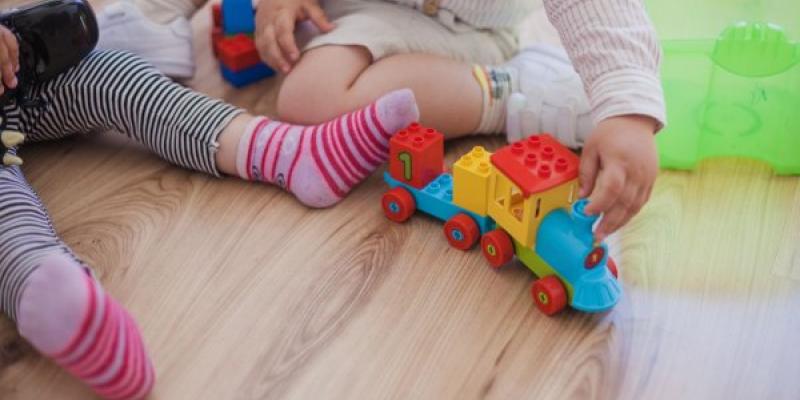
[211, 0, 275, 87]
[453, 146, 493, 216]
[388, 123, 445, 189]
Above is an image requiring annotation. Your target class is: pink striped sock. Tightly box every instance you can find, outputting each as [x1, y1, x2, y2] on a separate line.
[17, 254, 155, 400]
[236, 89, 419, 207]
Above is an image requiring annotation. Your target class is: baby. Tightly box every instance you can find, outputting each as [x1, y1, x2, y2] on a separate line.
[99, 0, 666, 241]
[0, 1, 418, 396]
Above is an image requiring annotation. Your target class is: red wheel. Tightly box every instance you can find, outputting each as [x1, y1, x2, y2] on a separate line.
[382, 187, 415, 223]
[531, 276, 568, 316]
[443, 214, 480, 250]
[607, 257, 619, 279]
[481, 229, 514, 268]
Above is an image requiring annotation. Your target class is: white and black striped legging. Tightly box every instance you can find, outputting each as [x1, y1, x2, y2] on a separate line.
[0, 50, 242, 321]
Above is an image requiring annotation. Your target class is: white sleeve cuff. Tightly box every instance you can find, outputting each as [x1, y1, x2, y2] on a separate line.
[588, 68, 667, 132]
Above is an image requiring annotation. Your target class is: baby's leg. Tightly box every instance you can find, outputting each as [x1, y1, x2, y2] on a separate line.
[0, 164, 154, 399]
[218, 88, 418, 207]
[10, 51, 241, 175]
[279, 44, 593, 144]
[11, 50, 417, 207]
[278, 46, 483, 137]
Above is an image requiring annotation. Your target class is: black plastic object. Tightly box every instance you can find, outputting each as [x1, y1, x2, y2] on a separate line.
[0, 0, 98, 107]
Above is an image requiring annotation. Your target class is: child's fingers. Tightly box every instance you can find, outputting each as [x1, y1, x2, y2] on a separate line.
[632, 186, 650, 216]
[595, 207, 622, 241]
[641, 184, 653, 205]
[595, 184, 638, 239]
[1, 30, 18, 75]
[578, 145, 599, 199]
[595, 205, 626, 241]
[584, 164, 624, 216]
[274, 11, 299, 62]
[260, 25, 290, 73]
[0, 45, 14, 90]
[1, 61, 16, 88]
[254, 23, 271, 64]
[304, 3, 334, 32]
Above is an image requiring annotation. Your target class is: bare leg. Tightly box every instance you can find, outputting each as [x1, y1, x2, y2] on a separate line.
[216, 113, 253, 175]
[277, 45, 483, 138]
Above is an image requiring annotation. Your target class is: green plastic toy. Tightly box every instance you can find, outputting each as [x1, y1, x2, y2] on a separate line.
[646, 0, 800, 174]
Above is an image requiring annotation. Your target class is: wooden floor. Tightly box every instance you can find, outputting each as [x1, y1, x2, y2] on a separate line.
[1, 2, 800, 399]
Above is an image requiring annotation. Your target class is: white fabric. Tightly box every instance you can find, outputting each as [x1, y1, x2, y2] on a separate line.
[501, 45, 593, 147]
[96, 1, 196, 79]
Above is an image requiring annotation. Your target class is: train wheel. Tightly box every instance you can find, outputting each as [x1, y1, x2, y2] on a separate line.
[531, 276, 568, 316]
[607, 257, 619, 279]
[443, 214, 480, 250]
[481, 229, 514, 269]
[382, 188, 415, 223]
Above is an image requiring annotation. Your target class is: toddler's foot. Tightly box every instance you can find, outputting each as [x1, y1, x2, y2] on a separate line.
[18, 254, 155, 400]
[236, 89, 419, 207]
[475, 45, 593, 147]
[97, 1, 195, 79]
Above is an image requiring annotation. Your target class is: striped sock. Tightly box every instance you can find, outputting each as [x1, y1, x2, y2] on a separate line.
[18, 255, 155, 400]
[0, 166, 154, 400]
[235, 89, 419, 208]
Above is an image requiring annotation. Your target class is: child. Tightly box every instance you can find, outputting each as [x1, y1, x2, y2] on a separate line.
[98, 0, 666, 241]
[0, 23, 418, 400]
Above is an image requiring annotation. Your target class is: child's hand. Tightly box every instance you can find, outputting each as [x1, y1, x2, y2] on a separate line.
[580, 115, 659, 241]
[255, 0, 335, 74]
[0, 26, 19, 95]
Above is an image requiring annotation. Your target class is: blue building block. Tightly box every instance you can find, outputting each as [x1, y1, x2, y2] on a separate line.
[384, 172, 495, 234]
[535, 199, 622, 312]
[220, 62, 275, 88]
[221, 0, 255, 34]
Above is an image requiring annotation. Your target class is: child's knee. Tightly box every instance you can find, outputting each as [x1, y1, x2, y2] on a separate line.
[277, 72, 345, 125]
[276, 76, 309, 123]
[277, 46, 371, 124]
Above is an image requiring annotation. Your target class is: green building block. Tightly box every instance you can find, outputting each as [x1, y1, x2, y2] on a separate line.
[646, 0, 800, 174]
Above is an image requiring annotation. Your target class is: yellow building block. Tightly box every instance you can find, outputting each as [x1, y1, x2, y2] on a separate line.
[488, 169, 579, 248]
[453, 146, 493, 216]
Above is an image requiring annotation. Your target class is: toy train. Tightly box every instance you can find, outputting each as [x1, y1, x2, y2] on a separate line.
[381, 123, 622, 315]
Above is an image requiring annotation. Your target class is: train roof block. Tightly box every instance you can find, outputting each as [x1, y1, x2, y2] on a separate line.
[490, 134, 579, 197]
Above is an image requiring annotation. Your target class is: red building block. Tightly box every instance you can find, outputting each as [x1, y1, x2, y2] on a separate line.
[490, 134, 579, 196]
[212, 3, 222, 28]
[389, 123, 445, 189]
[216, 34, 261, 72]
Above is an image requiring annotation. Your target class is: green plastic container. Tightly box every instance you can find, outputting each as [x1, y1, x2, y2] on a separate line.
[647, 0, 800, 174]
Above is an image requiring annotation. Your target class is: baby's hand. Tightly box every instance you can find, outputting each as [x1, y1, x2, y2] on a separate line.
[0, 26, 19, 96]
[255, 0, 335, 74]
[580, 115, 659, 241]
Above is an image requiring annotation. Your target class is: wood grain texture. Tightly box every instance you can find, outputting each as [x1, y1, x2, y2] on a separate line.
[1, 2, 799, 399]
